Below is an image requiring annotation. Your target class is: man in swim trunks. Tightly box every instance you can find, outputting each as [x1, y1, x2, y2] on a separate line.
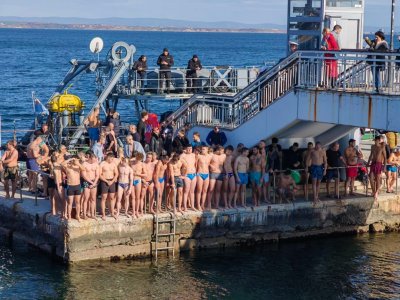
[81, 151, 100, 219]
[258, 140, 270, 204]
[99, 153, 119, 220]
[153, 155, 169, 213]
[196, 145, 212, 211]
[367, 136, 387, 200]
[302, 142, 314, 200]
[306, 142, 327, 205]
[181, 145, 197, 211]
[325, 142, 346, 199]
[130, 152, 146, 218]
[344, 139, 363, 196]
[62, 156, 85, 221]
[249, 146, 265, 207]
[2, 140, 19, 198]
[207, 145, 226, 210]
[86, 106, 101, 146]
[168, 153, 184, 213]
[234, 147, 250, 208]
[223, 145, 236, 209]
[26, 136, 45, 193]
[116, 157, 133, 219]
[141, 152, 156, 214]
[386, 148, 400, 193]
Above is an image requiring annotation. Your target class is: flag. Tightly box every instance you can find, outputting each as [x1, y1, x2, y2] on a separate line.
[32, 92, 49, 115]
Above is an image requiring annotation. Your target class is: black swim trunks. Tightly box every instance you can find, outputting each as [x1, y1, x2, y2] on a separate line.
[66, 184, 81, 196]
[4, 166, 18, 181]
[100, 180, 116, 194]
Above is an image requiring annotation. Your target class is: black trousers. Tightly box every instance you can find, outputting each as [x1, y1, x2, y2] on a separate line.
[186, 75, 199, 92]
[159, 70, 171, 89]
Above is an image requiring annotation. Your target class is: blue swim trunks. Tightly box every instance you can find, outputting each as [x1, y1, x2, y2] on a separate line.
[198, 173, 209, 180]
[88, 127, 100, 141]
[237, 173, 248, 185]
[132, 179, 141, 186]
[387, 165, 398, 172]
[158, 177, 165, 184]
[186, 173, 196, 180]
[249, 171, 262, 186]
[310, 165, 324, 180]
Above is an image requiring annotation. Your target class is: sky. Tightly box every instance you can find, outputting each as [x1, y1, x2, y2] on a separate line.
[0, 0, 399, 28]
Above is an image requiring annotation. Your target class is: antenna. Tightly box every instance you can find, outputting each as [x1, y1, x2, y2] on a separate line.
[89, 37, 104, 58]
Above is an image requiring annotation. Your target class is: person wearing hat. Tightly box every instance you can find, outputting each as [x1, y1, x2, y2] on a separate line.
[186, 54, 203, 93]
[133, 55, 148, 94]
[369, 31, 389, 93]
[289, 41, 298, 54]
[157, 48, 174, 93]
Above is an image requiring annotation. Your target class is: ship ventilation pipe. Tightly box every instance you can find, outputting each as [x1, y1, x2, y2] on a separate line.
[62, 110, 69, 128]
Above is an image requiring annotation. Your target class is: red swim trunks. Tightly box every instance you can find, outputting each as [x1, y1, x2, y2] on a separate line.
[370, 162, 383, 175]
[346, 165, 358, 178]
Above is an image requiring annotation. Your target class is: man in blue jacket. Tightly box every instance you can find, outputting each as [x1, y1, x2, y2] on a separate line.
[157, 48, 174, 94]
[206, 126, 227, 147]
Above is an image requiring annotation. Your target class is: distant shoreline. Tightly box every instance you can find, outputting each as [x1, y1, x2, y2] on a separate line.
[0, 21, 286, 34]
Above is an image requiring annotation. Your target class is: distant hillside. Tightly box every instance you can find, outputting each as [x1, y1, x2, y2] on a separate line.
[0, 16, 286, 31]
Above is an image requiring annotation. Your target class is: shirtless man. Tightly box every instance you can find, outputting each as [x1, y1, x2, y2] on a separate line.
[99, 153, 119, 220]
[302, 142, 314, 200]
[48, 152, 64, 216]
[344, 139, 362, 196]
[168, 154, 184, 213]
[223, 145, 235, 209]
[26, 136, 46, 193]
[258, 140, 270, 203]
[196, 145, 212, 211]
[276, 169, 298, 203]
[207, 145, 226, 210]
[234, 147, 249, 207]
[387, 149, 400, 193]
[180, 145, 197, 211]
[81, 151, 100, 219]
[87, 107, 101, 146]
[116, 157, 133, 219]
[249, 147, 265, 207]
[306, 142, 327, 205]
[1, 141, 19, 198]
[62, 156, 85, 221]
[153, 155, 169, 213]
[367, 136, 387, 200]
[141, 152, 156, 214]
[130, 152, 146, 217]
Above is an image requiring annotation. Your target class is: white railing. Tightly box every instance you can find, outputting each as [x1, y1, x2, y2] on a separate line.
[168, 50, 400, 131]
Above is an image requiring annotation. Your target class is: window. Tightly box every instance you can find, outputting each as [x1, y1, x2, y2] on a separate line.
[326, 0, 362, 8]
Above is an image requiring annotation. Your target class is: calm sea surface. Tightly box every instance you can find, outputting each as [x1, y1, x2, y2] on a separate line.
[1, 29, 400, 299]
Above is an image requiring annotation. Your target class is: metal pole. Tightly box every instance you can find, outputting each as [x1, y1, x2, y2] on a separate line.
[35, 173, 38, 206]
[391, 0, 396, 51]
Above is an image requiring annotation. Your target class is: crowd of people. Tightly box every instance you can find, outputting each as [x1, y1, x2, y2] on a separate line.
[1, 106, 399, 222]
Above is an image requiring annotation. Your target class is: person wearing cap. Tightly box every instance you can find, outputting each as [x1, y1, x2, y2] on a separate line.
[157, 48, 174, 93]
[369, 31, 389, 93]
[206, 126, 227, 147]
[133, 55, 148, 93]
[289, 41, 298, 54]
[186, 54, 202, 93]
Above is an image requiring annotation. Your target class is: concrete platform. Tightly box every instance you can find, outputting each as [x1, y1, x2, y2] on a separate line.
[1, 188, 400, 263]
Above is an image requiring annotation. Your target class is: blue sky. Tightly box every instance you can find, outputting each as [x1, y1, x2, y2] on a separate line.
[0, 0, 398, 27]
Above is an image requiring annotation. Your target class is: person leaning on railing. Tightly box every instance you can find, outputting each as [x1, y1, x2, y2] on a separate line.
[133, 55, 148, 93]
[366, 31, 389, 93]
[186, 55, 202, 93]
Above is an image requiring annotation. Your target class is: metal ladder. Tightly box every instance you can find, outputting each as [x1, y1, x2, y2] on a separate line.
[152, 188, 177, 260]
[152, 212, 176, 261]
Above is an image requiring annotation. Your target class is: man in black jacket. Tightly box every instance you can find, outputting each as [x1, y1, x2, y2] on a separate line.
[150, 127, 164, 156]
[157, 48, 174, 93]
[172, 129, 189, 154]
[133, 55, 148, 93]
[137, 111, 148, 147]
[186, 55, 202, 93]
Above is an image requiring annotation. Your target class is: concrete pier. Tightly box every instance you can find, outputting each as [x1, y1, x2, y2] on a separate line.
[1, 189, 400, 263]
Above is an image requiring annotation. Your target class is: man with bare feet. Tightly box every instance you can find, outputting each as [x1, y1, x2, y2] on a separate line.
[234, 147, 250, 208]
[141, 152, 156, 214]
[62, 156, 85, 221]
[2, 141, 19, 198]
[168, 153, 184, 213]
[306, 142, 327, 205]
[325, 142, 346, 199]
[153, 155, 169, 213]
[116, 157, 133, 218]
[207, 145, 226, 210]
[344, 139, 362, 196]
[181, 145, 197, 211]
[249, 146, 265, 207]
[196, 145, 212, 211]
[367, 136, 387, 201]
[81, 151, 100, 219]
[86, 106, 101, 146]
[26, 136, 48, 193]
[223, 145, 236, 209]
[130, 152, 145, 218]
[99, 153, 119, 220]
[302, 142, 314, 199]
[276, 169, 298, 203]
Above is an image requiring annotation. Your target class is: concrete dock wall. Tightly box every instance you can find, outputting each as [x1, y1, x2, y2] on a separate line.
[1, 195, 400, 263]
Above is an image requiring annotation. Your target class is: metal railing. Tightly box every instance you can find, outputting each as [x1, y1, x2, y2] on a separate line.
[167, 50, 400, 131]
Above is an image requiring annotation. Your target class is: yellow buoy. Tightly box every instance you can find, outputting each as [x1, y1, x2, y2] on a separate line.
[48, 89, 84, 113]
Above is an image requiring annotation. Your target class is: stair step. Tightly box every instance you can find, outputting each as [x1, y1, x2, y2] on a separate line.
[156, 233, 175, 237]
[156, 219, 176, 223]
[154, 246, 175, 251]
